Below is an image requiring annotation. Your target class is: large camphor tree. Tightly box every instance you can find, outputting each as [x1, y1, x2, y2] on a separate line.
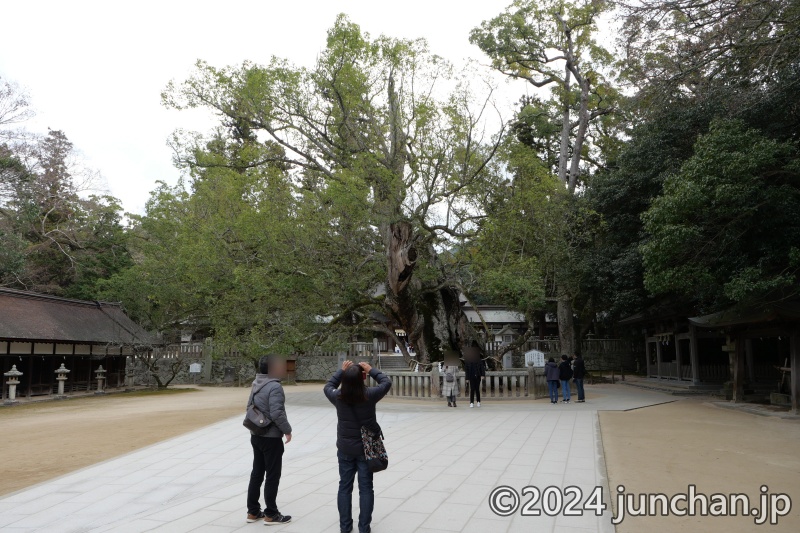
[160, 16, 505, 362]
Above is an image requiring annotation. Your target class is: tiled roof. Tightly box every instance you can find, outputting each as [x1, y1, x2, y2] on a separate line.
[0, 288, 154, 345]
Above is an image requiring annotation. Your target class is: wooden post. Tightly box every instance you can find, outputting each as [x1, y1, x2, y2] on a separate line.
[745, 338, 755, 384]
[675, 336, 683, 381]
[645, 339, 652, 378]
[790, 333, 799, 415]
[731, 336, 746, 403]
[689, 325, 700, 385]
[656, 340, 663, 380]
[27, 354, 33, 398]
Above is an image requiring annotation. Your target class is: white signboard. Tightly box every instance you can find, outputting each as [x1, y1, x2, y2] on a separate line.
[524, 349, 546, 367]
[189, 363, 202, 374]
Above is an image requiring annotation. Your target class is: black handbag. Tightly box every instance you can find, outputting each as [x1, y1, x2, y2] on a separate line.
[243, 382, 272, 435]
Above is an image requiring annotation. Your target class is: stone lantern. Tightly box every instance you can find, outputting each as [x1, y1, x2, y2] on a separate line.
[55, 363, 70, 398]
[4, 365, 23, 405]
[94, 365, 107, 394]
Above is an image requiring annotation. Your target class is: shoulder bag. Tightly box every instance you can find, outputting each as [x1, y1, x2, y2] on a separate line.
[243, 381, 273, 435]
[349, 403, 388, 473]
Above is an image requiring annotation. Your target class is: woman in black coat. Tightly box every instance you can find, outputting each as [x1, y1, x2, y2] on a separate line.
[324, 360, 391, 533]
[558, 354, 573, 403]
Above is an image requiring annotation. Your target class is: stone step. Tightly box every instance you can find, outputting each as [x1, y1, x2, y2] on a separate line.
[377, 356, 412, 370]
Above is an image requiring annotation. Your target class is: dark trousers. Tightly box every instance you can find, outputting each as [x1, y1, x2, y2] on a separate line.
[575, 378, 585, 401]
[247, 435, 284, 517]
[548, 380, 559, 403]
[337, 451, 374, 533]
[469, 377, 481, 403]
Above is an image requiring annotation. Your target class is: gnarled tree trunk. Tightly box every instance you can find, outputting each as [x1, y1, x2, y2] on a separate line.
[383, 221, 479, 364]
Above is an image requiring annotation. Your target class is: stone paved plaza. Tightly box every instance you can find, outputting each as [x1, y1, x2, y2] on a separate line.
[0, 384, 674, 533]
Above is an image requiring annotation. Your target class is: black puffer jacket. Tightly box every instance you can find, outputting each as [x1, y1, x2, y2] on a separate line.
[464, 359, 486, 380]
[572, 357, 586, 380]
[558, 360, 573, 380]
[323, 368, 392, 457]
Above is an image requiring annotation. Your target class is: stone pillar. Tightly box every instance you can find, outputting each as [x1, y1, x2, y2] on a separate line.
[645, 338, 652, 378]
[55, 363, 70, 399]
[202, 339, 213, 383]
[125, 358, 135, 389]
[95, 365, 107, 395]
[502, 352, 513, 370]
[4, 365, 23, 405]
[430, 364, 441, 397]
[689, 325, 701, 385]
[525, 366, 532, 397]
[675, 337, 683, 381]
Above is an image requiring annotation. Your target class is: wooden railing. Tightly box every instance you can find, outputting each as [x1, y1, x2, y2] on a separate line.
[372, 369, 548, 400]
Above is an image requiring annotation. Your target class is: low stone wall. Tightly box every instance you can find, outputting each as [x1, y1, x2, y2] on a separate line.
[511, 351, 638, 373]
[499, 339, 642, 372]
[296, 354, 373, 381]
[128, 355, 256, 388]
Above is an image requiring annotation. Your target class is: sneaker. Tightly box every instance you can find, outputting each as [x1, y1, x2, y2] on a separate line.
[477, 402, 481, 407]
[469, 403, 474, 408]
[264, 514, 291, 525]
[247, 512, 266, 523]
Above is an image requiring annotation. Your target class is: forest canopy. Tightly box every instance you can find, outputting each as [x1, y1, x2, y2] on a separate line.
[2, 1, 798, 362]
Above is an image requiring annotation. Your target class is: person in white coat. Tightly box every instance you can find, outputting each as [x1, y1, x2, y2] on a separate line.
[442, 363, 460, 407]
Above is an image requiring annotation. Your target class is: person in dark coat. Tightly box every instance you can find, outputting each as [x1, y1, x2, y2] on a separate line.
[246, 355, 293, 525]
[572, 354, 586, 402]
[464, 352, 486, 408]
[558, 354, 573, 403]
[544, 357, 560, 404]
[324, 360, 391, 533]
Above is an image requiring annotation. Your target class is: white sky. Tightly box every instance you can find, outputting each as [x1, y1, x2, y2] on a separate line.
[0, 1, 536, 214]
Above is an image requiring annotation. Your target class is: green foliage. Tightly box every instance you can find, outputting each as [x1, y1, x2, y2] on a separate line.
[130, 14, 505, 360]
[641, 119, 800, 308]
[0, 130, 131, 298]
[467, 136, 603, 325]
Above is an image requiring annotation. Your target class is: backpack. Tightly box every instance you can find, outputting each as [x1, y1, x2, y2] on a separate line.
[445, 368, 454, 382]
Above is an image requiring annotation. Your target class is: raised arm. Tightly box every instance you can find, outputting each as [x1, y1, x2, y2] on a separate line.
[324, 360, 355, 405]
[323, 369, 343, 405]
[365, 364, 392, 402]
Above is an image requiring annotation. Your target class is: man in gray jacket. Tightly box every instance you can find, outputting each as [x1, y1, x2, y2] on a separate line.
[246, 355, 293, 525]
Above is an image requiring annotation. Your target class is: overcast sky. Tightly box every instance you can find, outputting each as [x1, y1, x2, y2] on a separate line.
[0, 0, 533, 214]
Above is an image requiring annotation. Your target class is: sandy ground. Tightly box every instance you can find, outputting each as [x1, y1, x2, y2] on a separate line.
[0, 386, 255, 496]
[600, 398, 800, 532]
